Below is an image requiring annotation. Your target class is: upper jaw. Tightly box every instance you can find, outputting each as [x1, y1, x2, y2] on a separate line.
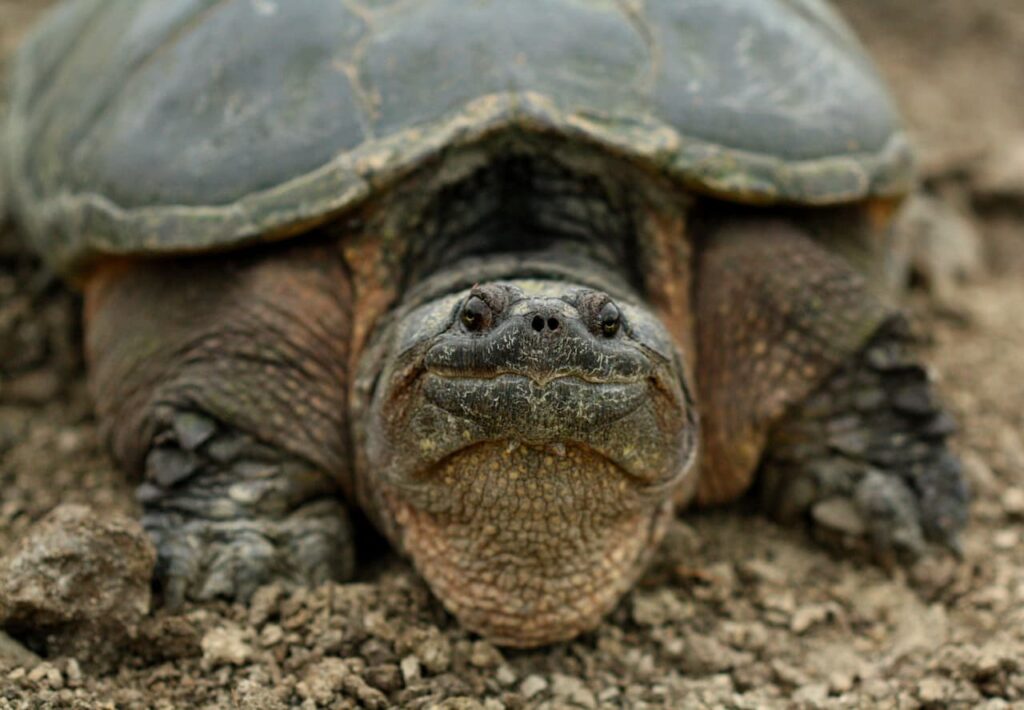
[421, 372, 649, 440]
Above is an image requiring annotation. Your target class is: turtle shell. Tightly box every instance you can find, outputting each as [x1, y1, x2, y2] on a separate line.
[3, 0, 913, 276]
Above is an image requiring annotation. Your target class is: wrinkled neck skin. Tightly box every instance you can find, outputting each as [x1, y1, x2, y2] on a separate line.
[351, 155, 698, 646]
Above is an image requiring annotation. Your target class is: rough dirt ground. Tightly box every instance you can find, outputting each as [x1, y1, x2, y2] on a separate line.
[2, 1, 1024, 708]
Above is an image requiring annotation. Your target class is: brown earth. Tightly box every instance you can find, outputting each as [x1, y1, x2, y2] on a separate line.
[2, 2, 1024, 708]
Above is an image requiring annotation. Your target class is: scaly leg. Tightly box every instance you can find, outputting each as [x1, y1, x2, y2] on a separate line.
[85, 243, 356, 605]
[694, 216, 967, 558]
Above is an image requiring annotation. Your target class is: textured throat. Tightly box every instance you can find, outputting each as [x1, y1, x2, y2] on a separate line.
[385, 441, 671, 647]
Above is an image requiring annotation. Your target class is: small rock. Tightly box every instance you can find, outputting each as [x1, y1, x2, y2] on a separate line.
[791, 605, 832, 634]
[551, 674, 597, 708]
[1002, 488, 1024, 518]
[495, 664, 517, 686]
[201, 625, 253, 667]
[301, 657, 350, 706]
[828, 671, 854, 695]
[738, 559, 787, 586]
[918, 675, 956, 704]
[993, 529, 1019, 550]
[234, 679, 288, 710]
[0, 504, 155, 673]
[301, 657, 387, 710]
[812, 498, 867, 536]
[469, 640, 503, 669]
[260, 623, 284, 647]
[364, 664, 403, 693]
[892, 192, 983, 298]
[27, 662, 62, 690]
[64, 659, 82, 688]
[631, 588, 693, 626]
[793, 682, 829, 706]
[400, 655, 421, 684]
[681, 630, 754, 675]
[520, 674, 548, 699]
[249, 584, 284, 627]
[414, 628, 451, 673]
[974, 137, 1024, 199]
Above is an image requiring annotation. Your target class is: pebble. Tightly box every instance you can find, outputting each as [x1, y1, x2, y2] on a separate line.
[201, 626, 253, 667]
[27, 662, 62, 690]
[631, 588, 693, 626]
[519, 674, 548, 699]
[400, 655, 421, 684]
[300, 657, 349, 706]
[495, 664, 517, 686]
[791, 604, 833, 634]
[828, 671, 854, 695]
[993, 529, 1019, 550]
[811, 498, 867, 536]
[468, 640, 503, 669]
[551, 674, 596, 709]
[364, 663, 402, 693]
[260, 623, 284, 647]
[416, 629, 451, 673]
[64, 659, 82, 688]
[1002, 487, 1024, 518]
[249, 584, 284, 627]
[918, 675, 956, 704]
[793, 682, 829, 706]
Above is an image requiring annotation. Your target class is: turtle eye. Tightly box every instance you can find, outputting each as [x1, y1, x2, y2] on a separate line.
[597, 301, 621, 337]
[460, 295, 492, 332]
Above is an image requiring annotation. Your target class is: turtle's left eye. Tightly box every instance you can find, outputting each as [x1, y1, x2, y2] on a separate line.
[460, 295, 492, 332]
[598, 302, 621, 337]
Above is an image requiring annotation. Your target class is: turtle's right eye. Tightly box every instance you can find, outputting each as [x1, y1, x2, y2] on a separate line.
[460, 295, 492, 332]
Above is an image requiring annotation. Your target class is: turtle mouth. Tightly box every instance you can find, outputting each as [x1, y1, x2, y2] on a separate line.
[421, 372, 649, 437]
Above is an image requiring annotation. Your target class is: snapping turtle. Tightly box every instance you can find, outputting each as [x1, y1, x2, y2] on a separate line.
[3, 0, 966, 646]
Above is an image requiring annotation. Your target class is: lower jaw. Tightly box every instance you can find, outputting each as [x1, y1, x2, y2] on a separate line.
[383, 441, 673, 647]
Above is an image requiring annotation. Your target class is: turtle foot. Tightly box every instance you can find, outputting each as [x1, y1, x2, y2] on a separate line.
[137, 411, 355, 607]
[759, 318, 969, 563]
[144, 499, 353, 608]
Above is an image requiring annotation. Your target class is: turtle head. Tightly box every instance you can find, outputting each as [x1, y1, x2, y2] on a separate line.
[357, 275, 697, 646]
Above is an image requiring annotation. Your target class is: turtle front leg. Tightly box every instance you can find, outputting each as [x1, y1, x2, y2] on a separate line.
[84, 244, 356, 605]
[694, 216, 968, 559]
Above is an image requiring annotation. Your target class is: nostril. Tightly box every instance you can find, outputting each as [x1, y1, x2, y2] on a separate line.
[547, 317, 559, 331]
[532, 315, 545, 332]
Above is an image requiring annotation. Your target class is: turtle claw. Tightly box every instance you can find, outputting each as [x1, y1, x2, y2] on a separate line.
[144, 500, 354, 607]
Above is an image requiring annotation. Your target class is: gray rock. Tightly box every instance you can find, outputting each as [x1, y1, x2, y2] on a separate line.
[0, 504, 155, 673]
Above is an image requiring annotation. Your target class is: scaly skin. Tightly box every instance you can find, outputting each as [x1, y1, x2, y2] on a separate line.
[81, 213, 966, 645]
[694, 217, 967, 555]
[355, 277, 696, 645]
[85, 242, 356, 606]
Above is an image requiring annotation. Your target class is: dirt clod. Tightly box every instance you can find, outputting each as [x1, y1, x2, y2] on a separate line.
[0, 503, 155, 673]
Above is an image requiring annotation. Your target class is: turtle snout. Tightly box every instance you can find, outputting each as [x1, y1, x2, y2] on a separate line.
[427, 293, 648, 385]
[527, 307, 563, 335]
